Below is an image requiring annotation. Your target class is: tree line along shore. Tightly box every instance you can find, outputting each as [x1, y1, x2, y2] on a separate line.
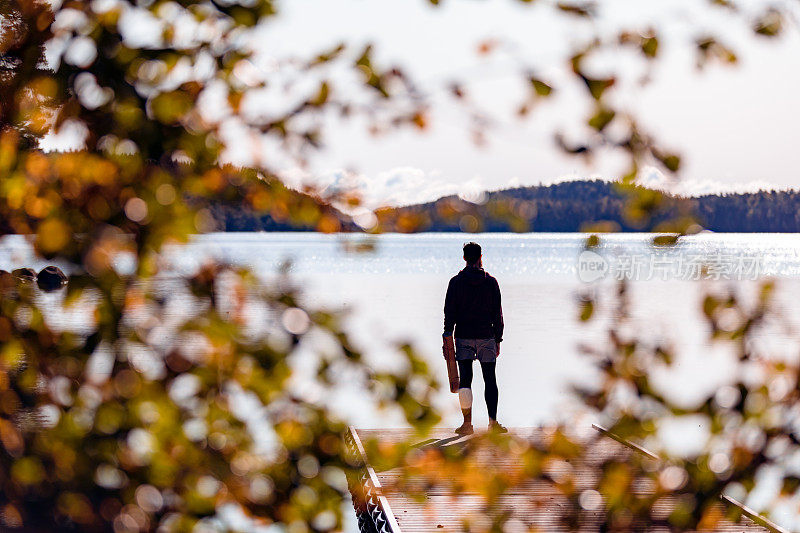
[208, 179, 800, 233]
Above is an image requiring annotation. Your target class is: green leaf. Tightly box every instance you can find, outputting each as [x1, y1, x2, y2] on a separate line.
[588, 107, 616, 132]
[579, 298, 594, 321]
[581, 75, 615, 100]
[311, 43, 346, 66]
[530, 77, 554, 97]
[309, 81, 330, 106]
[696, 37, 738, 66]
[653, 148, 681, 172]
[641, 35, 659, 58]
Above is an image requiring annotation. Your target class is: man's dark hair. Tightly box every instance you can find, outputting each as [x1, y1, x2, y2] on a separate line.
[463, 242, 481, 265]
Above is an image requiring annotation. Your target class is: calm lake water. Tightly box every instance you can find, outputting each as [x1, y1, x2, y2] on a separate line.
[4, 232, 800, 431]
[172, 232, 800, 432]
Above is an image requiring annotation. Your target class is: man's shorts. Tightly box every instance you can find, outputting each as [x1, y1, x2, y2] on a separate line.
[455, 338, 498, 363]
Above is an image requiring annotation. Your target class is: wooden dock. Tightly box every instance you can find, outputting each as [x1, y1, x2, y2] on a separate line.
[345, 427, 785, 533]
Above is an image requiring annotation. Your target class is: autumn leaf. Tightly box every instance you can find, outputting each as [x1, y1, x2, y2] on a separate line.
[557, 1, 596, 17]
[530, 77, 554, 97]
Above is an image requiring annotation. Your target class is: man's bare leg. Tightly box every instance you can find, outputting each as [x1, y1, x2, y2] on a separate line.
[456, 388, 473, 435]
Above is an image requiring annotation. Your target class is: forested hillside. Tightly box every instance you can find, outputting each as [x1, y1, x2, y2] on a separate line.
[371, 180, 800, 233]
[207, 179, 800, 233]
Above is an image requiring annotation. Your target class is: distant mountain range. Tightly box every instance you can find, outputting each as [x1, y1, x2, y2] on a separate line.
[211, 179, 800, 233]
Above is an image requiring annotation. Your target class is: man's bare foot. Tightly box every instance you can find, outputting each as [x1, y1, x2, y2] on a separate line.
[455, 422, 474, 436]
[488, 421, 508, 433]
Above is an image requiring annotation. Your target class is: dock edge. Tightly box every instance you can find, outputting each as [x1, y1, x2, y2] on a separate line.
[344, 427, 402, 533]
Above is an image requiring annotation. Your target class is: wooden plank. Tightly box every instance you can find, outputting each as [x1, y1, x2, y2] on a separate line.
[356, 427, 773, 533]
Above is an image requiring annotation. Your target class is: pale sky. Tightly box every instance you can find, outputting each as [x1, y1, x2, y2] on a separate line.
[40, 0, 800, 207]
[230, 0, 800, 206]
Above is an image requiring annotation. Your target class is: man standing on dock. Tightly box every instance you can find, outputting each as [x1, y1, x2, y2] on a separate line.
[443, 242, 507, 435]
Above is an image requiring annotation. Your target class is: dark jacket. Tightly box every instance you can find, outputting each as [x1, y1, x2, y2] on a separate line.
[443, 266, 503, 343]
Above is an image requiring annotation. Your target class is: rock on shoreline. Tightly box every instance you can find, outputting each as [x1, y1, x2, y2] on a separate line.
[36, 266, 67, 292]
